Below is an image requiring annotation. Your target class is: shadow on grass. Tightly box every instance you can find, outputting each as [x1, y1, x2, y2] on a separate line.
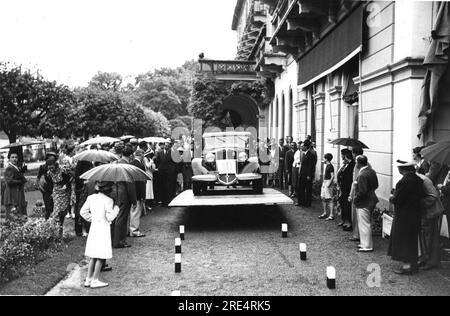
[177, 205, 290, 232]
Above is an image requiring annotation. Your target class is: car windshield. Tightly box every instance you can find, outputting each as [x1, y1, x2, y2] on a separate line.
[204, 135, 248, 151]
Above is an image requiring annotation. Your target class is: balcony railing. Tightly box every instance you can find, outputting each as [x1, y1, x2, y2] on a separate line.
[198, 60, 257, 76]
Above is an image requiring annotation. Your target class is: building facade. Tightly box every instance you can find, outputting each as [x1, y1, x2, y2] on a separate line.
[230, 0, 450, 207]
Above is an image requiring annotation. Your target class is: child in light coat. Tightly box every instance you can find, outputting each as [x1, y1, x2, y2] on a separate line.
[80, 182, 119, 289]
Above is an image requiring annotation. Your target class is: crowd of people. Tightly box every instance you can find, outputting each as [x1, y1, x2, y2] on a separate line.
[1, 136, 193, 288]
[2, 134, 450, 284]
[273, 136, 449, 275]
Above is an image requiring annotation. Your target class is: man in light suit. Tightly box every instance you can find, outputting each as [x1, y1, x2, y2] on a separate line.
[354, 155, 379, 252]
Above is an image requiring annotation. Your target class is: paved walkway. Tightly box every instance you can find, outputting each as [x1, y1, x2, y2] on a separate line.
[46, 193, 450, 296]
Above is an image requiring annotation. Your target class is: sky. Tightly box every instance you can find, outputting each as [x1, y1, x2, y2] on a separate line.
[0, 0, 238, 88]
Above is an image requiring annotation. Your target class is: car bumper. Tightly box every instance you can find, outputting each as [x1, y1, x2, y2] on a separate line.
[192, 173, 262, 182]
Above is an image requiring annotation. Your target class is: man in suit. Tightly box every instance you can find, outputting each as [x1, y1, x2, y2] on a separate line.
[354, 155, 379, 252]
[296, 140, 317, 208]
[129, 149, 146, 238]
[417, 171, 444, 270]
[112, 147, 137, 248]
[277, 139, 287, 189]
[285, 142, 295, 197]
[155, 141, 177, 206]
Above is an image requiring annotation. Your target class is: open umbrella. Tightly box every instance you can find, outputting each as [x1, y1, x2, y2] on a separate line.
[141, 137, 170, 144]
[80, 163, 151, 183]
[80, 136, 121, 147]
[120, 135, 135, 141]
[329, 137, 369, 149]
[421, 141, 450, 165]
[73, 150, 119, 164]
[0, 141, 45, 149]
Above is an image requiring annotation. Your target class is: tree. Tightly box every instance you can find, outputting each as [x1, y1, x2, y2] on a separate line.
[188, 78, 229, 129]
[0, 63, 74, 143]
[88, 71, 123, 91]
[142, 107, 171, 137]
[169, 118, 188, 130]
[135, 61, 197, 120]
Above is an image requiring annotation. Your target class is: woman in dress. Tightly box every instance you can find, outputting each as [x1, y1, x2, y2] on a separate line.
[80, 182, 119, 288]
[3, 152, 27, 217]
[389, 162, 425, 274]
[47, 161, 72, 233]
[319, 153, 336, 220]
[143, 150, 156, 211]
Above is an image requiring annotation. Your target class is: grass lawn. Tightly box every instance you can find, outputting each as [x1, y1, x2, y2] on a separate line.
[0, 190, 86, 295]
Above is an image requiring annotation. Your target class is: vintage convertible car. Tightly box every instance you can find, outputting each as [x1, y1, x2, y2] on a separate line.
[191, 131, 263, 196]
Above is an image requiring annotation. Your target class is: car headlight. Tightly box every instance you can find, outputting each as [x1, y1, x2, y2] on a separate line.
[238, 152, 248, 162]
[205, 152, 215, 163]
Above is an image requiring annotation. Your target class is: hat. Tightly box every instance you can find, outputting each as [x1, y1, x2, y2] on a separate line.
[114, 141, 125, 148]
[303, 140, 312, 148]
[46, 151, 58, 159]
[396, 160, 416, 167]
[130, 138, 139, 145]
[96, 181, 113, 192]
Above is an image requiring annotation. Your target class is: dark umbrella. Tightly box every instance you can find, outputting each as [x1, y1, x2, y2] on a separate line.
[80, 163, 150, 183]
[329, 137, 369, 149]
[0, 141, 44, 149]
[421, 141, 450, 165]
[80, 163, 151, 201]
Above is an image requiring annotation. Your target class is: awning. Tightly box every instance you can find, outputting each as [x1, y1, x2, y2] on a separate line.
[297, 4, 363, 87]
[418, 2, 450, 139]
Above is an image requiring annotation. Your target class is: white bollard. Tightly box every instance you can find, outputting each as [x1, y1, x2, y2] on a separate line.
[179, 225, 185, 240]
[175, 238, 182, 254]
[299, 243, 307, 261]
[327, 266, 336, 289]
[175, 253, 182, 273]
[282, 223, 288, 238]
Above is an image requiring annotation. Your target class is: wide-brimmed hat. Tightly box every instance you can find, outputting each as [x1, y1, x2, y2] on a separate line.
[396, 160, 416, 168]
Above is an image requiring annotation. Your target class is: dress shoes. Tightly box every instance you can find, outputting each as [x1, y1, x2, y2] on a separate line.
[419, 264, 437, 271]
[349, 237, 360, 242]
[131, 232, 146, 238]
[318, 214, 327, 219]
[337, 222, 345, 227]
[343, 226, 353, 232]
[90, 280, 109, 288]
[357, 248, 373, 253]
[393, 266, 418, 275]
